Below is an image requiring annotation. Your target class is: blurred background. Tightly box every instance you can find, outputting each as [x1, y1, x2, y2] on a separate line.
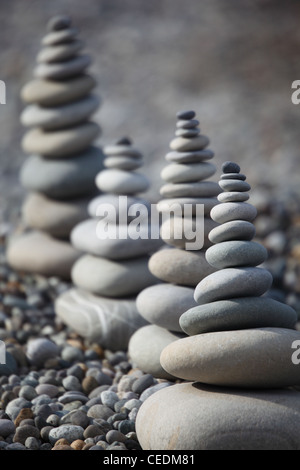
[0, 0, 300, 228]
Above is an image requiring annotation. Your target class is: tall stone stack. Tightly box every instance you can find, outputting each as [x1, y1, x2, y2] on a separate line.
[55, 138, 162, 351]
[128, 110, 220, 379]
[136, 162, 300, 450]
[7, 15, 104, 280]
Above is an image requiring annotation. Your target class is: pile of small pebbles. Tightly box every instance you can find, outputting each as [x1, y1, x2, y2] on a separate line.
[0, 185, 299, 449]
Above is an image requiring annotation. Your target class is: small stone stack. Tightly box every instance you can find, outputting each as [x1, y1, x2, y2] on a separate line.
[55, 138, 162, 351]
[7, 15, 104, 280]
[136, 162, 300, 450]
[128, 111, 220, 379]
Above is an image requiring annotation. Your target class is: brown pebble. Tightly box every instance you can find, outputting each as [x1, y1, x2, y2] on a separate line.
[82, 375, 98, 394]
[82, 443, 95, 450]
[14, 408, 34, 427]
[54, 438, 70, 447]
[52, 444, 74, 450]
[70, 439, 85, 450]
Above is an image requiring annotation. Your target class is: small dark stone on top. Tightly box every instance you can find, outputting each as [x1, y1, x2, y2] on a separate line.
[176, 110, 196, 120]
[222, 161, 241, 174]
[47, 15, 72, 32]
[116, 137, 132, 146]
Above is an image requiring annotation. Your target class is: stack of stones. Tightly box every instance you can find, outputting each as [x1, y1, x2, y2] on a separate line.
[136, 162, 300, 450]
[55, 138, 162, 351]
[128, 111, 220, 379]
[7, 15, 104, 280]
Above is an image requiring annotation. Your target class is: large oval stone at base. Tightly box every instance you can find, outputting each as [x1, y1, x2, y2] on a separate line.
[128, 324, 185, 380]
[55, 287, 147, 351]
[136, 382, 300, 450]
[6, 230, 81, 280]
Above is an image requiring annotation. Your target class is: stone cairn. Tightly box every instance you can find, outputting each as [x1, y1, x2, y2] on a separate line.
[128, 110, 220, 379]
[7, 15, 104, 280]
[55, 137, 162, 351]
[136, 162, 300, 450]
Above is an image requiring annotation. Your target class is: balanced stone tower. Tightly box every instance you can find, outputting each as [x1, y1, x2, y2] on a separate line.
[7, 15, 104, 279]
[55, 137, 162, 351]
[128, 110, 220, 379]
[136, 162, 300, 450]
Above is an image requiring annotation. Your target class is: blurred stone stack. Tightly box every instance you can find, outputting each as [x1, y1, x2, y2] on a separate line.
[136, 162, 300, 450]
[128, 110, 220, 379]
[6, 15, 104, 280]
[55, 137, 162, 351]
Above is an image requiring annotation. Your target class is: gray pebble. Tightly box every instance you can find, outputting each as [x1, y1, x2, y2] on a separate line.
[25, 436, 40, 449]
[87, 404, 115, 420]
[100, 390, 119, 409]
[46, 414, 60, 426]
[176, 110, 196, 120]
[124, 399, 142, 411]
[19, 385, 38, 401]
[140, 382, 173, 402]
[13, 424, 40, 445]
[6, 442, 26, 450]
[48, 424, 84, 445]
[61, 345, 84, 363]
[132, 374, 155, 394]
[26, 338, 58, 367]
[106, 429, 127, 444]
[0, 419, 15, 437]
[118, 419, 135, 434]
[62, 375, 82, 392]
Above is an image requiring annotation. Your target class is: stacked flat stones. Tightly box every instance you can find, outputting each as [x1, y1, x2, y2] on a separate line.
[7, 15, 104, 280]
[128, 110, 220, 379]
[55, 138, 161, 351]
[136, 162, 300, 450]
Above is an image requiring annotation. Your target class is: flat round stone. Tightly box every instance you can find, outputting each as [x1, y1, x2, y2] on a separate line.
[88, 194, 151, 223]
[21, 75, 96, 106]
[95, 169, 149, 194]
[175, 128, 200, 138]
[210, 202, 257, 224]
[194, 267, 273, 304]
[34, 54, 91, 80]
[222, 161, 241, 173]
[220, 172, 246, 181]
[20, 95, 100, 130]
[7, 231, 81, 280]
[176, 110, 196, 120]
[20, 147, 104, 199]
[149, 247, 215, 286]
[165, 149, 214, 163]
[71, 218, 162, 260]
[160, 216, 217, 249]
[136, 283, 197, 331]
[22, 122, 100, 158]
[176, 119, 199, 129]
[161, 162, 216, 183]
[160, 328, 300, 388]
[42, 28, 78, 46]
[104, 155, 142, 171]
[208, 220, 256, 244]
[219, 179, 251, 192]
[218, 191, 249, 203]
[136, 382, 300, 449]
[180, 297, 297, 335]
[128, 325, 184, 380]
[160, 181, 220, 198]
[170, 135, 210, 152]
[36, 40, 84, 63]
[47, 15, 71, 31]
[71, 254, 157, 297]
[205, 240, 268, 269]
[22, 192, 89, 238]
[55, 288, 146, 350]
[103, 144, 142, 159]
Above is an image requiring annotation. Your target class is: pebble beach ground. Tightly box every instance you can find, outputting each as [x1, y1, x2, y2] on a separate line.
[0, 186, 300, 451]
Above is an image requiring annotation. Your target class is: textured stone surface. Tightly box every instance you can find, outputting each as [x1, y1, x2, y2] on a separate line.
[136, 382, 300, 450]
[205, 240, 268, 268]
[55, 288, 147, 350]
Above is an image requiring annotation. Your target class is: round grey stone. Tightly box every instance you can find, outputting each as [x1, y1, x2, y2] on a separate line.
[179, 297, 298, 335]
[159, 215, 217, 249]
[55, 288, 147, 350]
[210, 202, 257, 224]
[170, 135, 209, 152]
[34, 54, 91, 80]
[160, 162, 216, 183]
[47, 15, 72, 31]
[165, 149, 214, 163]
[176, 118, 199, 129]
[222, 161, 241, 173]
[136, 382, 300, 450]
[20, 147, 104, 199]
[176, 110, 196, 120]
[136, 283, 197, 331]
[160, 181, 220, 198]
[218, 191, 249, 203]
[42, 28, 78, 46]
[103, 144, 142, 159]
[0, 419, 15, 438]
[219, 179, 251, 192]
[157, 197, 218, 215]
[205, 240, 268, 269]
[148, 248, 215, 287]
[71, 254, 157, 297]
[160, 328, 300, 388]
[21, 95, 100, 130]
[194, 267, 273, 304]
[26, 338, 59, 367]
[95, 169, 149, 194]
[22, 122, 100, 158]
[208, 220, 256, 244]
[87, 404, 114, 420]
[104, 155, 143, 171]
[37, 40, 84, 63]
[48, 425, 84, 445]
